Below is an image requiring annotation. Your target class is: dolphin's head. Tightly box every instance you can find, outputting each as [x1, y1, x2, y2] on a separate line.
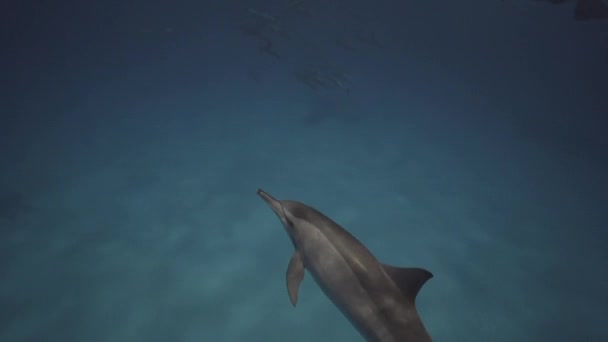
[257, 189, 308, 247]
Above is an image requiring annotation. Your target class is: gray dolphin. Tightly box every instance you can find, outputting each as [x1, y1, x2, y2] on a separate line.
[257, 189, 433, 342]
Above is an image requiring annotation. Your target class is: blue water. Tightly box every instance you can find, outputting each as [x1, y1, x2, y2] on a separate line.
[1, 0, 607, 341]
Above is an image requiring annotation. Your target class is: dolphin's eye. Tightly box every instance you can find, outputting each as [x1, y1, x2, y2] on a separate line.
[284, 216, 294, 226]
[279, 205, 293, 226]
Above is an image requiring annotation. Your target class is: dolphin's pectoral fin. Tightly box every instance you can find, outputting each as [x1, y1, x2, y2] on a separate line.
[286, 250, 305, 306]
[382, 264, 433, 302]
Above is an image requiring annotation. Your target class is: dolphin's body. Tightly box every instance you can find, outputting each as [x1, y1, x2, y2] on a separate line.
[257, 189, 433, 342]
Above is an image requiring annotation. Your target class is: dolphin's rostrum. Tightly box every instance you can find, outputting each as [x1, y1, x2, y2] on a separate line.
[257, 189, 433, 342]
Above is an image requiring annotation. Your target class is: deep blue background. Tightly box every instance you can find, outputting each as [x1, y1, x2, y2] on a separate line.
[1, 0, 607, 341]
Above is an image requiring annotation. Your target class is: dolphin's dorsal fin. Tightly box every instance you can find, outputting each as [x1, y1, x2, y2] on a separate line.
[382, 264, 433, 302]
[286, 250, 305, 306]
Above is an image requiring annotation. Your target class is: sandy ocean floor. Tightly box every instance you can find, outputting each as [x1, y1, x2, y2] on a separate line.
[1, 0, 607, 341]
[1, 86, 606, 341]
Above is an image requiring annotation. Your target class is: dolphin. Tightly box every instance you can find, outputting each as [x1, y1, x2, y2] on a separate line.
[257, 189, 433, 342]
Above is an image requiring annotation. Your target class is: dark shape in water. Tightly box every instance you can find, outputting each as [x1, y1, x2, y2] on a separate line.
[575, 0, 608, 19]
[259, 39, 281, 60]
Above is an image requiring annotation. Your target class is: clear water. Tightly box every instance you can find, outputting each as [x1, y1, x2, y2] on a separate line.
[1, 0, 607, 341]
